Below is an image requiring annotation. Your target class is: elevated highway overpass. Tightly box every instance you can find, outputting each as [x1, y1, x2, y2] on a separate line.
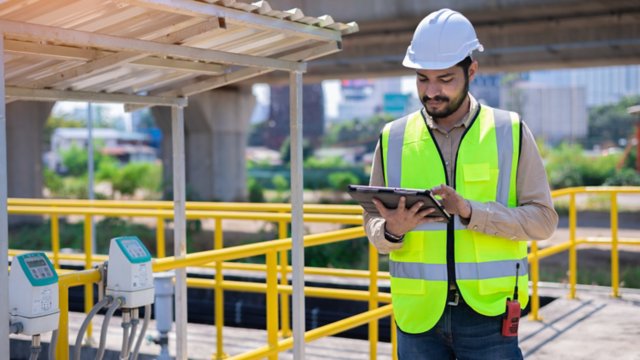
[259, 0, 640, 82]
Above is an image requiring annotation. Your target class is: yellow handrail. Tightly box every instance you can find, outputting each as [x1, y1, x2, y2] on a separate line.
[526, 186, 640, 319]
[6, 186, 640, 359]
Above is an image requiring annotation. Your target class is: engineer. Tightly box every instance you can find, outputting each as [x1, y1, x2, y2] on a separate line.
[364, 8, 558, 360]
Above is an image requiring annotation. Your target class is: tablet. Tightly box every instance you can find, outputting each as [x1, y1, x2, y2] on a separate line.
[348, 185, 451, 222]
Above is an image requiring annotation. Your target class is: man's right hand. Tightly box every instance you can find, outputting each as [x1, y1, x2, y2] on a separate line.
[372, 196, 445, 237]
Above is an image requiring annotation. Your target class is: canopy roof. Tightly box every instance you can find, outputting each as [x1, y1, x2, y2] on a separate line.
[0, 0, 358, 109]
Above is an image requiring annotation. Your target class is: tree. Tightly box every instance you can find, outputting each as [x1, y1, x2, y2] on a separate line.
[588, 95, 640, 148]
[279, 136, 314, 164]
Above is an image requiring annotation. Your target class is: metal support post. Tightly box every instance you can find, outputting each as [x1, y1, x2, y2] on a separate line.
[568, 192, 577, 299]
[172, 106, 188, 360]
[611, 192, 619, 297]
[289, 71, 305, 359]
[0, 33, 10, 355]
[87, 102, 96, 253]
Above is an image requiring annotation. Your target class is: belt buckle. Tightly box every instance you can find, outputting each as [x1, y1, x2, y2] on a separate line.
[447, 291, 460, 306]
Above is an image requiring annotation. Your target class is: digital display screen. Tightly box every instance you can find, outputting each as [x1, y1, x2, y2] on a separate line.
[26, 258, 47, 268]
[122, 239, 147, 259]
[24, 256, 53, 280]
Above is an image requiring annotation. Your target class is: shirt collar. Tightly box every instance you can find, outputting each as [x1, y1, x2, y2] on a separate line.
[423, 94, 479, 132]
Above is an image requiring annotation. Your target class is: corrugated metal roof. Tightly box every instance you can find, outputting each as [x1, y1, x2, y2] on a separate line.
[0, 0, 357, 108]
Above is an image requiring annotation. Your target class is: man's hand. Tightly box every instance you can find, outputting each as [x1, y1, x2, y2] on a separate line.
[431, 184, 472, 219]
[372, 196, 445, 237]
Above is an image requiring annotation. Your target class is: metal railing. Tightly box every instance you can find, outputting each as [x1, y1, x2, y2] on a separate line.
[527, 186, 640, 320]
[8, 200, 391, 359]
[7, 186, 640, 358]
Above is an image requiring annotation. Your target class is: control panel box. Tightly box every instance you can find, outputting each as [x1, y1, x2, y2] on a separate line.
[106, 236, 154, 308]
[9, 252, 60, 335]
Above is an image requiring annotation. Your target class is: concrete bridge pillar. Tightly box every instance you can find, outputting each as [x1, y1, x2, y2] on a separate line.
[6, 101, 54, 199]
[153, 87, 255, 201]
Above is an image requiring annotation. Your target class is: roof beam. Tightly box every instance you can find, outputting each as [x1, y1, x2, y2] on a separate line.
[23, 18, 223, 89]
[122, 0, 342, 42]
[6, 86, 187, 107]
[5, 40, 225, 75]
[125, 41, 341, 111]
[0, 19, 306, 73]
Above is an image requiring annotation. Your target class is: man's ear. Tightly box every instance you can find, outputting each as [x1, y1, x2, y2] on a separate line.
[468, 60, 479, 82]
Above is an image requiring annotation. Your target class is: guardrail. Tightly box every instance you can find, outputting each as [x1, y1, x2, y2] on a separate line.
[7, 186, 640, 358]
[527, 186, 640, 320]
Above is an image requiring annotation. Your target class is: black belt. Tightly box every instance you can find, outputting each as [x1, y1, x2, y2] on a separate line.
[447, 289, 462, 306]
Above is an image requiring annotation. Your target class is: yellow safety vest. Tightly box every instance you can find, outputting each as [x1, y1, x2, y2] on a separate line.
[381, 105, 528, 334]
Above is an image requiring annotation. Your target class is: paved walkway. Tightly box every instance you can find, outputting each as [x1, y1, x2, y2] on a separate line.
[10, 284, 640, 359]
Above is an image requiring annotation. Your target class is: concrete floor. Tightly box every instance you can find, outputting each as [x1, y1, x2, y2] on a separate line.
[10, 283, 640, 359]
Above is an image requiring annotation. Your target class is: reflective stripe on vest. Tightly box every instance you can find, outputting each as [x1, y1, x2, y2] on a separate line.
[391, 257, 528, 281]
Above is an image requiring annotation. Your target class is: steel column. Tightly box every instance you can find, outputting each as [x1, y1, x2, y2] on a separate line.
[0, 33, 10, 354]
[172, 106, 188, 359]
[289, 71, 305, 359]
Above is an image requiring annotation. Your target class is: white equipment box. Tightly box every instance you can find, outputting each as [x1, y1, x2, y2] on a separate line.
[9, 252, 60, 335]
[106, 236, 154, 308]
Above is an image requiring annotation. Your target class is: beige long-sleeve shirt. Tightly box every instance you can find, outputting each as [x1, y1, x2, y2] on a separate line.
[365, 95, 558, 254]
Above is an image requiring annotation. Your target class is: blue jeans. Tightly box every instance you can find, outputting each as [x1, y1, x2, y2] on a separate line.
[397, 298, 523, 360]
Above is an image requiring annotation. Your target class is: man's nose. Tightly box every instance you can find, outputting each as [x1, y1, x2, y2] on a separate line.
[424, 83, 441, 99]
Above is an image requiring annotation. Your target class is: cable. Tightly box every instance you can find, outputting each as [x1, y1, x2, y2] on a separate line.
[29, 334, 41, 360]
[96, 297, 123, 360]
[73, 296, 111, 360]
[120, 309, 131, 360]
[126, 308, 140, 359]
[49, 329, 58, 360]
[131, 304, 151, 360]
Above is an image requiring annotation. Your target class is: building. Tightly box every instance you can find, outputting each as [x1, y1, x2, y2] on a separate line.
[47, 128, 155, 172]
[528, 65, 640, 107]
[500, 82, 587, 144]
[266, 83, 324, 150]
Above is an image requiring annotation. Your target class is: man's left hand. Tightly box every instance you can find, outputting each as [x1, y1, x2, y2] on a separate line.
[431, 184, 472, 219]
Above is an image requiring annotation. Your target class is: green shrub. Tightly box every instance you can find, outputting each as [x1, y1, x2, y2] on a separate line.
[60, 145, 89, 176]
[96, 155, 120, 182]
[44, 169, 63, 194]
[113, 162, 161, 196]
[272, 175, 289, 192]
[247, 177, 265, 202]
[604, 168, 640, 186]
[545, 143, 619, 188]
[327, 171, 360, 191]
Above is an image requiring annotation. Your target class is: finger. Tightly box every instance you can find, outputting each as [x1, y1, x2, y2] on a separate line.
[417, 208, 435, 217]
[431, 184, 447, 196]
[419, 216, 446, 224]
[397, 196, 406, 210]
[409, 201, 424, 213]
[372, 198, 388, 217]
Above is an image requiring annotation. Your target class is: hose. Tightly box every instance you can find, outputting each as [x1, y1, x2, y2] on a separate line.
[96, 297, 123, 360]
[126, 308, 140, 359]
[131, 304, 151, 360]
[49, 329, 58, 360]
[120, 309, 131, 360]
[29, 334, 41, 360]
[73, 296, 111, 360]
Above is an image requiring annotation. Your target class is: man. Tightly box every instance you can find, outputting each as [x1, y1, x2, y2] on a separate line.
[364, 8, 558, 360]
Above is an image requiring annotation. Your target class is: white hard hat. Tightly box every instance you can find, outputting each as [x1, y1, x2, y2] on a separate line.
[403, 8, 484, 70]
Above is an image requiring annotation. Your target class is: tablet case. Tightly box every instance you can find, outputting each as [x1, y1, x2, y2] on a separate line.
[348, 185, 452, 222]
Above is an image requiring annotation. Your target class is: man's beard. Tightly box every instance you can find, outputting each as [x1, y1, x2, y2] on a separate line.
[422, 77, 470, 120]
